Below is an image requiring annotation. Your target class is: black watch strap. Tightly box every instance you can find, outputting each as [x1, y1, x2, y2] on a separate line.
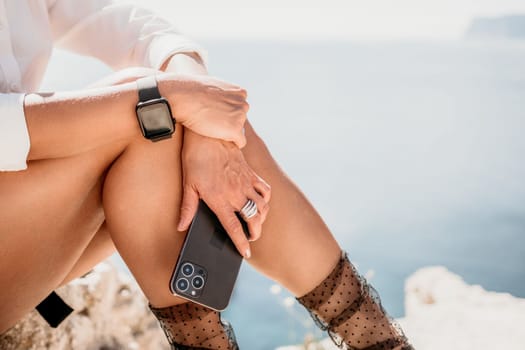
[137, 76, 161, 101]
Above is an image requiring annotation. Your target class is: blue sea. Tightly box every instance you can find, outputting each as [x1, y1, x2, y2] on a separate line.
[42, 39, 525, 350]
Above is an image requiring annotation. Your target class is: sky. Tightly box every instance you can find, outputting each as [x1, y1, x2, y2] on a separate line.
[126, 0, 525, 40]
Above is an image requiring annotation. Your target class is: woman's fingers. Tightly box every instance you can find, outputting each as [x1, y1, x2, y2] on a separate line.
[208, 201, 251, 259]
[253, 175, 271, 203]
[179, 131, 272, 257]
[232, 131, 247, 149]
[241, 191, 269, 242]
[226, 107, 248, 148]
[177, 185, 200, 231]
[161, 74, 250, 148]
[244, 212, 263, 242]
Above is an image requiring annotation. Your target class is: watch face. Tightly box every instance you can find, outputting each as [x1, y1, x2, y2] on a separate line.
[136, 99, 174, 140]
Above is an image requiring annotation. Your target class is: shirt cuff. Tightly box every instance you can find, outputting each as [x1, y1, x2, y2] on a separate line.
[0, 94, 30, 171]
[146, 33, 209, 70]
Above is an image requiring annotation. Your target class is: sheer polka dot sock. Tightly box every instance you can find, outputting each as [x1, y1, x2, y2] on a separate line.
[297, 252, 413, 350]
[149, 303, 239, 350]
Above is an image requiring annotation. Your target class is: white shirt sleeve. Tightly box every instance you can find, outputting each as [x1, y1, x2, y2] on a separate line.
[47, 0, 208, 69]
[0, 94, 30, 171]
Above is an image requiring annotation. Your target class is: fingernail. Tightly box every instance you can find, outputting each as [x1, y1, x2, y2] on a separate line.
[245, 248, 251, 259]
[177, 221, 185, 231]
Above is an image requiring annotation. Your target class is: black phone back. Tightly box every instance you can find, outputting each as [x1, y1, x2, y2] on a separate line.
[169, 200, 246, 311]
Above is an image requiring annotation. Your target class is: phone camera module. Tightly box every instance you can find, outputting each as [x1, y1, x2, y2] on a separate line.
[181, 263, 194, 277]
[192, 276, 205, 289]
[173, 262, 207, 297]
[176, 278, 189, 292]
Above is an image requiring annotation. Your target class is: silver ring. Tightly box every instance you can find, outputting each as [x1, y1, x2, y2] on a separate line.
[240, 199, 257, 220]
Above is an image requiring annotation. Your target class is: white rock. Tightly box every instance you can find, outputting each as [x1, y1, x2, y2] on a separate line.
[277, 266, 525, 350]
[400, 266, 525, 350]
[0, 261, 169, 350]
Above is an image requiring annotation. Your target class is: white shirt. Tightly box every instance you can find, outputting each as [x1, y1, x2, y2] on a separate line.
[0, 0, 206, 171]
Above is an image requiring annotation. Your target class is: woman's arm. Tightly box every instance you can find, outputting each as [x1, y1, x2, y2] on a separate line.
[24, 74, 248, 161]
[48, 0, 207, 71]
[161, 53, 208, 76]
[25, 82, 139, 161]
[159, 54, 271, 251]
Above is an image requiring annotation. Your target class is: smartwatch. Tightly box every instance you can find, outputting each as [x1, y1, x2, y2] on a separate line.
[135, 76, 175, 141]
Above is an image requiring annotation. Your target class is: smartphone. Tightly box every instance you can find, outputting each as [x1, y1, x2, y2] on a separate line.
[169, 200, 249, 311]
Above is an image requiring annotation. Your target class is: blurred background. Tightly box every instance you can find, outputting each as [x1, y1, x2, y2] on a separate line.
[41, 1, 525, 349]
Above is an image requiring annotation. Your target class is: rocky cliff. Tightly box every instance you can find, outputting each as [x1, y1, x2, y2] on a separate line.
[0, 262, 169, 350]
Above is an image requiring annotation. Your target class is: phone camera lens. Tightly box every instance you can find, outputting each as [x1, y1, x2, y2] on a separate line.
[181, 263, 194, 277]
[192, 276, 205, 289]
[176, 278, 189, 292]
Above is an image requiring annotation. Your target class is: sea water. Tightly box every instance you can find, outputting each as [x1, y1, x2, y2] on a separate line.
[41, 39, 525, 349]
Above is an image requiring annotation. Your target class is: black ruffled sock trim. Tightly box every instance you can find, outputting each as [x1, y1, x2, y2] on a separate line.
[149, 303, 239, 350]
[297, 251, 413, 350]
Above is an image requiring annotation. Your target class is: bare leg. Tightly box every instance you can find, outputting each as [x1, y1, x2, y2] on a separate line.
[241, 124, 411, 349]
[60, 223, 115, 285]
[29, 120, 335, 302]
[0, 116, 336, 323]
[102, 128, 188, 307]
[1, 69, 401, 348]
[0, 143, 123, 332]
[0, 128, 188, 333]
[241, 122, 341, 297]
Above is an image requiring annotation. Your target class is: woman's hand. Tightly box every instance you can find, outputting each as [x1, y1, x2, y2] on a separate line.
[158, 74, 249, 148]
[177, 130, 271, 258]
